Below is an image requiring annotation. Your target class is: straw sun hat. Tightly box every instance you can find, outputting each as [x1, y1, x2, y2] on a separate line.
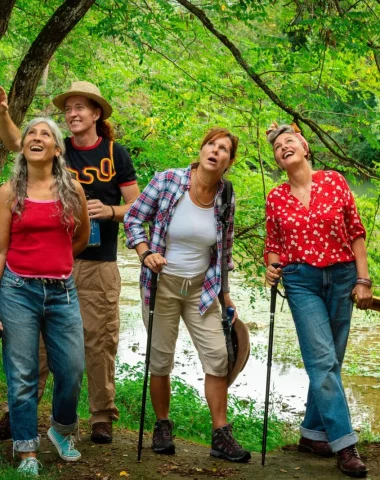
[227, 318, 250, 388]
[53, 81, 113, 119]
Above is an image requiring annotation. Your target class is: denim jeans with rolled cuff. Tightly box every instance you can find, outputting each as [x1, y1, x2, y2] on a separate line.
[282, 261, 358, 453]
[0, 267, 84, 453]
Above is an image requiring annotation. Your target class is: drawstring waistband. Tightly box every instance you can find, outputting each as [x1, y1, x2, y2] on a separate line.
[180, 278, 192, 296]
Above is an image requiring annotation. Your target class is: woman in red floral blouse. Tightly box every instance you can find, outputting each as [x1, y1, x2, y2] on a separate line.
[264, 123, 372, 478]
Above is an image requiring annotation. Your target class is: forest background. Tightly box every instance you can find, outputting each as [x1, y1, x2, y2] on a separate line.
[0, 2, 379, 477]
[0, 0, 379, 287]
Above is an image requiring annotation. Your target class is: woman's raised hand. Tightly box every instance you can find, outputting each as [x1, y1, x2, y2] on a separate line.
[0, 87, 9, 114]
[143, 252, 167, 274]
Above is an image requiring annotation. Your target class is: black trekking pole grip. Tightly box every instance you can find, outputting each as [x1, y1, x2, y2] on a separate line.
[138, 272, 158, 461]
[270, 262, 281, 310]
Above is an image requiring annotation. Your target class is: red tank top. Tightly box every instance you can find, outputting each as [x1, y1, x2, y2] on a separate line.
[7, 199, 74, 279]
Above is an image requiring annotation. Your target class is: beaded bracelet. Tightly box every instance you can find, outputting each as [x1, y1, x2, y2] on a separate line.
[109, 205, 115, 221]
[356, 278, 372, 287]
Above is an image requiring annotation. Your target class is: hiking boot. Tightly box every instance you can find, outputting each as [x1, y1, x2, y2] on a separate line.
[152, 419, 175, 454]
[47, 426, 81, 462]
[0, 411, 12, 440]
[210, 424, 251, 463]
[337, 445, 368, 478]
[298, 436, 333, 457]
[17, 457, 39, 477]
[91, 422, 113, 444]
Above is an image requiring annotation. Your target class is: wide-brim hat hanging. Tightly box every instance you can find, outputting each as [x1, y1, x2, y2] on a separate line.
[227, 318, 250, 388]
[52, 81, 113, 120]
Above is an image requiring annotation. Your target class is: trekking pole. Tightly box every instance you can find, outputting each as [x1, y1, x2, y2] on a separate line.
[262, 263, 281, 466]
[137, 272, 158, 461]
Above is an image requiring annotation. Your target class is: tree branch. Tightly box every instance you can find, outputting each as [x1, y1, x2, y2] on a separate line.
[175, 0, 377, 176]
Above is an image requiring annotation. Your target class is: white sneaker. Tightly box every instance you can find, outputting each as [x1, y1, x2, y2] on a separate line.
[17, 457, 39, 476]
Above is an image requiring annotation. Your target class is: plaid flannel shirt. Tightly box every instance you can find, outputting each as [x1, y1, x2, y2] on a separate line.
[124, 165, 235, 314]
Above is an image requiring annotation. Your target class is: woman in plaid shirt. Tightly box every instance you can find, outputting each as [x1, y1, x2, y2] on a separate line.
[124, 128, 251, 463]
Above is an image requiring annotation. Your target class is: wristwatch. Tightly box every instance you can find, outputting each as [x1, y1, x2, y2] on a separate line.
[140, 249, 153, 265]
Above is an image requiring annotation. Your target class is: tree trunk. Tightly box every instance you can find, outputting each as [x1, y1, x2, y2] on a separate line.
[0, 0, 16, 40]
[8, 0, 96, 126]
[0, 0, 95, 168]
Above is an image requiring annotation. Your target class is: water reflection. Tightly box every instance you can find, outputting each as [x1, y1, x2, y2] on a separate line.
[117, 245, 380, 434]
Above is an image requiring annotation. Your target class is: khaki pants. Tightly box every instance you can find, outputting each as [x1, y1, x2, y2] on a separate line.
[142, 272, 228, 377]
[39, 259, 121, 424]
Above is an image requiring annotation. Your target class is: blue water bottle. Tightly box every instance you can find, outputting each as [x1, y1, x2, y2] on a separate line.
[88, 219, 101, 247]
[227, 307, 235, 329]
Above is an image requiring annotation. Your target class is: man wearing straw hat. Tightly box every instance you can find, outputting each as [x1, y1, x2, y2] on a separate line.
[0, 82, 140, 444]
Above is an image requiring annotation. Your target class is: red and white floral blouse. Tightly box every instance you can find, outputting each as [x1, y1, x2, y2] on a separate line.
[265, 170, 366, 267]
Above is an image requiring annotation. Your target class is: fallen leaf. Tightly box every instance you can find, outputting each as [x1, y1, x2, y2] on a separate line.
[295, 467, 301, 470]
[119, 472, 129, 477]
[280, 469, 287, 473]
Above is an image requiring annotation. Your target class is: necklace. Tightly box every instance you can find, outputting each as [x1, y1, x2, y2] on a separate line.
[193, 170, 218, 207]
[290, 183, 311, 199]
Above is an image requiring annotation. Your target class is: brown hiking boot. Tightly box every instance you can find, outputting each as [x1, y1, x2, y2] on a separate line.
[91, 422, 112, 444]
[152, 419, 175, 454]
[337, 445, 368, 478]
[0, 412, 11, 441]
[298, 436, 333, 457]
[210, 424, 251, 463]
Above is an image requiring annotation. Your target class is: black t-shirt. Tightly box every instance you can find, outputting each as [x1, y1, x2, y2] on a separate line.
[64, 137, 136, 261]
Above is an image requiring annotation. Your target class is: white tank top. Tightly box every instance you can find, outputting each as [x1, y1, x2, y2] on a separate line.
[162, 191, 217, 278]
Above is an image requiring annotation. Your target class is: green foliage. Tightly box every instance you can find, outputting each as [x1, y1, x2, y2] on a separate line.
[110, 362, 295, 452]
[0, 0, 379, 290]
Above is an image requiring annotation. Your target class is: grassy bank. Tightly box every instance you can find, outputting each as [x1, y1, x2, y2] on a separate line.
[79, 362, 297, 452]
[0, 353, 296, 452]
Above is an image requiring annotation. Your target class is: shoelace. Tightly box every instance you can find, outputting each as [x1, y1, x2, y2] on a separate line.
[58, 434, 75, 452]
[19, 457, 42, 471]
[344, 445, 360, 459]
[218, 427, 241, 449]
[156, 423, 172, 440]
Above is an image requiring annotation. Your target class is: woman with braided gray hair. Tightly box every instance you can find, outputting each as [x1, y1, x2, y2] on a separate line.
[0, 118, 89, 476]
[264, 123, 372, 478]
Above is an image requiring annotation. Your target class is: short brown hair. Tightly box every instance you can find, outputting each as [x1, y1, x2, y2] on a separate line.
[200, 128, 239, 161]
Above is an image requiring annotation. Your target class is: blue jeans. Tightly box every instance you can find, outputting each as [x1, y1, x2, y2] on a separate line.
[0, 267, 84, 452]
[282, 262, 358, 452]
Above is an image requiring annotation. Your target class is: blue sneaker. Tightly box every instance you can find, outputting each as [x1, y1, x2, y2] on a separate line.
[47, 427, 81, 462]
[17, 457, 39, 476]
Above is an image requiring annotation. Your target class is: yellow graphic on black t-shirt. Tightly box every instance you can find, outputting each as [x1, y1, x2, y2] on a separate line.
[68, 158, 116, 184]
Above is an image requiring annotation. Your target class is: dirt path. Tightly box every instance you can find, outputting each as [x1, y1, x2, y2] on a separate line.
[2, 426, 379, 480]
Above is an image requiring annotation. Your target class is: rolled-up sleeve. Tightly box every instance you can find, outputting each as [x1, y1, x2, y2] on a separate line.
[124, 173, 160, 249]
[338, 174, 366, 243]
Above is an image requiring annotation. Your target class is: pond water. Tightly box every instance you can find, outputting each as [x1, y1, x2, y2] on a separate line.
[117, 245, 380, 434]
